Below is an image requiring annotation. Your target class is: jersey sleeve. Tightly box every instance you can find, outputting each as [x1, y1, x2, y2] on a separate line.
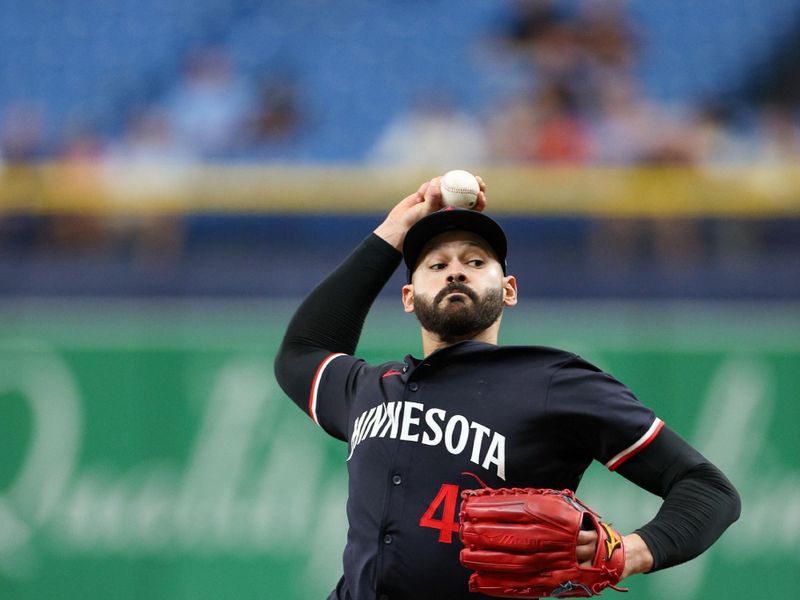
[307, 352, 366, 440]
[546, 355, 664, 470]
[273, 233, 403, 440]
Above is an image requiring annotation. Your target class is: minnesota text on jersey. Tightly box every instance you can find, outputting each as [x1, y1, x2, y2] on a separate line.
[347, 400, 506, 480]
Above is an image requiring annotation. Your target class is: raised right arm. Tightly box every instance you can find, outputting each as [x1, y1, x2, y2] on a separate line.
[273, 233, 402, 411]
[274, 177, 476, 413]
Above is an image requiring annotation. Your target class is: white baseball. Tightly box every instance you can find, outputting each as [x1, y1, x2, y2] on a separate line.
[440, 170, 480, 209]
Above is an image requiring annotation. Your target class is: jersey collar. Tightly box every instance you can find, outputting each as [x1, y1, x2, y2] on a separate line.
[406, 340, 498, 367]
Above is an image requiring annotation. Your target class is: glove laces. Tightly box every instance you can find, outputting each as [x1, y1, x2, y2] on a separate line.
[591, 566, 628, 594]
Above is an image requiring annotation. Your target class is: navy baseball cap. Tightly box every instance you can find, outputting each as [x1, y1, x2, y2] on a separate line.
[402, 208, 508, 282]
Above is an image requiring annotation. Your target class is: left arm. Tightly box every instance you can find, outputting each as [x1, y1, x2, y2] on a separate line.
[578, 426, 741, 578]
[547, 358, 741, 579]
[617, 425, 741, 574]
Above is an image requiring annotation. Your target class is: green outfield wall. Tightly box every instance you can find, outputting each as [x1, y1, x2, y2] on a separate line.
[1, 299, 798, 599]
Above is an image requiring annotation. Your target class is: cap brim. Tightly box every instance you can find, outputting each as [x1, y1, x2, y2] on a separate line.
[402, 208, 507, 281]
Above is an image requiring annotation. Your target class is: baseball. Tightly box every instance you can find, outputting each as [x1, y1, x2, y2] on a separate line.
[440, 169, 480, 209]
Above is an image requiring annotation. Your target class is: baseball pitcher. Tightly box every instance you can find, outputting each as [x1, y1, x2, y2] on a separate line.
[274, 176, 740, 600]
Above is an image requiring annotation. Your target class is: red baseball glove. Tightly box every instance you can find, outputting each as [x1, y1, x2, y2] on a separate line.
[459, 487, 627, 598]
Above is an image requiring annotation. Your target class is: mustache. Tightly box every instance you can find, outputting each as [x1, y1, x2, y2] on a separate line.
[434, 282, 478, 304]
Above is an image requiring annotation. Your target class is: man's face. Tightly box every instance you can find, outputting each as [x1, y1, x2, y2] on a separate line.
[402, 231, 517, 343]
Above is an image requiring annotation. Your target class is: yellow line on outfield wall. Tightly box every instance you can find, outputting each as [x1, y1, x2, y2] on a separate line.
[1, 164, 800, 217]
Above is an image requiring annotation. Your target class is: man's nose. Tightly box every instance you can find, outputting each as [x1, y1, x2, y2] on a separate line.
[447, 272, 467, 283]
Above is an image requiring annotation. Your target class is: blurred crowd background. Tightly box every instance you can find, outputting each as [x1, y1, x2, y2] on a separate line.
[1, 3, 799, 600]
[0, 0, 799, 298]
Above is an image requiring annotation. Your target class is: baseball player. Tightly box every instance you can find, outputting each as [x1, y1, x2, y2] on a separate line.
[274, 176, 740, 600]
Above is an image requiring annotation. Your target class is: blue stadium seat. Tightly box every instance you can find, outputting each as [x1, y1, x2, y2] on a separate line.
[0, 0, 798, 160]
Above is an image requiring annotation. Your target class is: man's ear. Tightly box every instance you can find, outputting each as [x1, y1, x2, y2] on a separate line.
[401, 284, 416, 313]
[502, 275, 518, 307]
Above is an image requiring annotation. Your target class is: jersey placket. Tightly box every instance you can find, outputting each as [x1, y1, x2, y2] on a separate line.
[375, 361, 425, 599]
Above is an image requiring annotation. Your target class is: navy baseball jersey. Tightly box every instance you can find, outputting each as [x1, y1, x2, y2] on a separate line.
[307, 341, 662, 600]
[275, 233, 739, 599]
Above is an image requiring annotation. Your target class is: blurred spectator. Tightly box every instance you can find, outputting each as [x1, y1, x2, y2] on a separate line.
[23, 126, 109, 258]
[488, 0, 708, 274]
[689, 103, 753, 166]
[103, 108, 192, 266]
[244, 76, 306, 146]
[588, 74, 692, 165]
[164, 45, 255, 158]
[687, 103, 766, 274]
[586, 76, 651, 164]
[576, 0, 638, 76]
[750, 103, 800, 164]
[58, 126, 107, 217]
[495, 0, 639, 113]
[1, 102, 48, 162]
[525, 15, 583, 85]
[585, 80, 704, 274]
[496, 0, 579, 82]
[367, 91, 488, 167]
[0, 102, 49, 252]
[107, 108, 194, 166]
[103, 107, 194, 235]
[501, 0, 565, 49]
[490, 1, 650, 166]
[487, 95, 540, 163]
[528, 83, 591, 163]
[489, 83, 592, 163]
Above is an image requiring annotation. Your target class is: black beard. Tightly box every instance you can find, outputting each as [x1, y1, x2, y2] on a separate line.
[413, 282, 504, 343]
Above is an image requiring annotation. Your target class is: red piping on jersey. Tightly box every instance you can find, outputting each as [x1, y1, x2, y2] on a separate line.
[382, 369, 403, 378]
[607, 418, 665, 471]
[308, 353, 345, 426]
[462, 471, 490, 489]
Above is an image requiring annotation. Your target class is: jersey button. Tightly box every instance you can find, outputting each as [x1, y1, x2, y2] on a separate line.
[392, 474, 402, 485]
[383, 534, 392, 544]
[409, 382, 419, 391]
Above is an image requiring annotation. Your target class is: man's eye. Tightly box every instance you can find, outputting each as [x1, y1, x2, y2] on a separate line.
[430, 263, 446, 270]
[468, 259, 485, 267]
